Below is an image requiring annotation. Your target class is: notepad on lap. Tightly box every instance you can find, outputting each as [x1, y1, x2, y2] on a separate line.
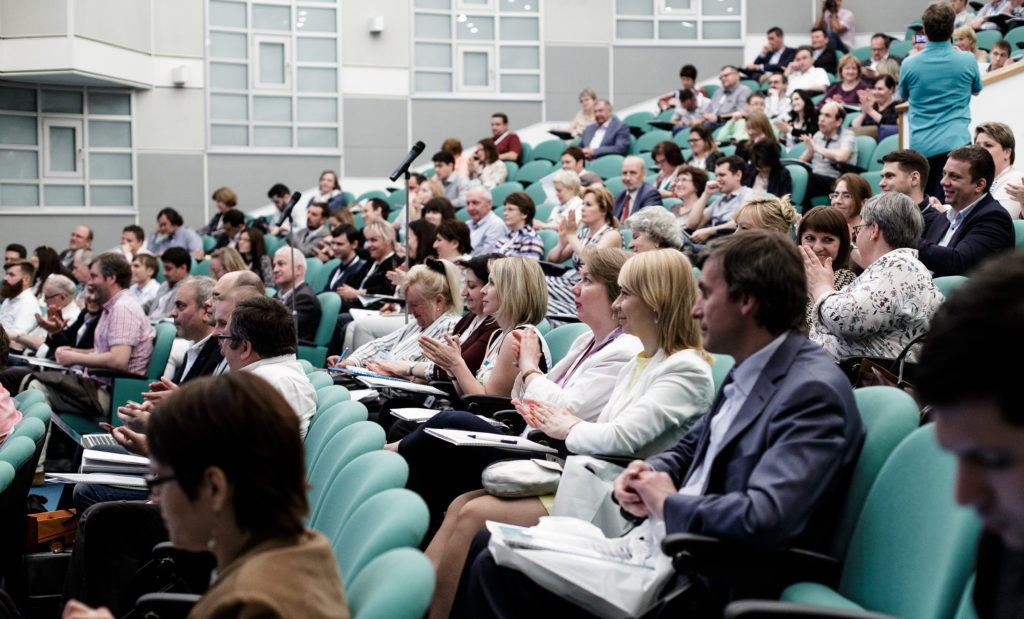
[424, 428, 557, 453]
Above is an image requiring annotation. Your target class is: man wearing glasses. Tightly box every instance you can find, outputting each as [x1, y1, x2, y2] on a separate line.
[700, 66, 752, 130]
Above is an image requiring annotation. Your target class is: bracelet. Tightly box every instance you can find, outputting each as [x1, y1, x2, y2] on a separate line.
[408, 363, 416, 377]
[521, 368, 543, 382]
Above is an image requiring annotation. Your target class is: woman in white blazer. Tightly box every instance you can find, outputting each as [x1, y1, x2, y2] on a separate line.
[425, 249, 715, 619]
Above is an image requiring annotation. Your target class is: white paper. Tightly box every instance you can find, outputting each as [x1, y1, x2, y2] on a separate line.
[45, 473, 147, 489]
[390, 407, 440, 422]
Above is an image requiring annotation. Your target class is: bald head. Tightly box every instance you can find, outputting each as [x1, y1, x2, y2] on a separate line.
[621, 156, 647, 191]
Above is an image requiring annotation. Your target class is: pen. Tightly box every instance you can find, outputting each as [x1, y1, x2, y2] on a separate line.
[340, 347, 349, 360]
[467, 434, 517, 445]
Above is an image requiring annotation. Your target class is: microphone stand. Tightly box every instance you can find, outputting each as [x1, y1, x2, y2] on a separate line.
[403, 169, 411, 326]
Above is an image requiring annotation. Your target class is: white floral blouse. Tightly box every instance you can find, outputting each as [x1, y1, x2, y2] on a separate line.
[810, 248, 944, 362]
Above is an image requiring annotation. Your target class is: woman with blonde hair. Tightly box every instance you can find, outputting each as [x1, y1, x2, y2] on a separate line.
[329, 259, 463, 371]
[536, 170, 583, 230]
[733, 194, 800, 235]
[208, 247, 247, 280]
[819, 54, 869, 108]
[954, 25, 988, 63]
[423, 249, 714, 618]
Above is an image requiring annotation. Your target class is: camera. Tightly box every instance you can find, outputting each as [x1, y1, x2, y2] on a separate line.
[824, 0, 837, 11]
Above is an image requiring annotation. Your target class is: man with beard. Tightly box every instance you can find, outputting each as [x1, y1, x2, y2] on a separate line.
[0, 259, 39, 336]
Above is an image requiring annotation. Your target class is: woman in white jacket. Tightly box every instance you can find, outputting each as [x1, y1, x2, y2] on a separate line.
[424, 249, 715, 618]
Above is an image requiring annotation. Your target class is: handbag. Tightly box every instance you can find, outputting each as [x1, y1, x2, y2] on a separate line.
[481, 458, 562, 498]
[550, 455, 633, 537]
[838, 333, 924, 392]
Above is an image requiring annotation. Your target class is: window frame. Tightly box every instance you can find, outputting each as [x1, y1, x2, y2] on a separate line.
[613, 0, 746, 46]
[206, 0, 342, 155]
[411, 2, 543, 101]
[0, 82, 136, 214]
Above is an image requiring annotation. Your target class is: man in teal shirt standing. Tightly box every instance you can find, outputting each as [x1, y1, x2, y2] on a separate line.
[900, 1, 983, 203]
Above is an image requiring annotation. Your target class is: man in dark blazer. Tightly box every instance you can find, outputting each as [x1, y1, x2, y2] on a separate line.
[321, 225, 365, 294]
[918, 145, 1015, 277]
[168, 277, 223, 384]
[451, 231, 864, 617]
[614, 156, 663, 221]
[580, 99, 631, 160]
[744, 26, 797, 81]
[811, 27, 838, 75]
[272, 246, 322, 346]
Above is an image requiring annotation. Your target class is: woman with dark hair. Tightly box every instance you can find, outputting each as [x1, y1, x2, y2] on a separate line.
[433, 220, 472, 261]
[422, 197, 457, 227]
[407, 219, 438, 265]
[685, 124, 723, 171]
[651, 140, 685, 198]
[776, 89, 818, 148]
[31, 246, 64, 301]
[741, 138, 793, 197]
[852, 74, 899, 128]
[830, 172, 872, 241]
[496, 192, 544, 259]
[669, 165, 708, 224]
[62, 373, 349, 619]
[468, 138, 508, 189]
[798, 205, 857, 326]
[237, 226, 275, 287]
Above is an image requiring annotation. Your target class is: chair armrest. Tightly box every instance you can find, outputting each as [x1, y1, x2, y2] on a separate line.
[134, 592, 202, 618]
[660, 533, 841, 589]
[525, 430, 567, 454]
[87, 367, 149, 381]
[724, 601, 898, 619]
[460, 395, 514, 417]
[538, 261, 570, 277]
[781, 158, 812, 171]
[835, 162, 866, 175]
[492, 410, 527, 435]
[427, 381, 459, 401]
[588, 453, 637, 467]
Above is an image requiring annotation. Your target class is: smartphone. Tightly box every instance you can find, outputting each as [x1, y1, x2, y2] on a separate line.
[914, 34, 927, 44]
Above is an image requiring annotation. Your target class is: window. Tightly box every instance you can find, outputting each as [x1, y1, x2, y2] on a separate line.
[207, 0, 340, 151]
[0, 84, 134, 209]
[614, 0, 744, 44]
[413, 0, 541, 97]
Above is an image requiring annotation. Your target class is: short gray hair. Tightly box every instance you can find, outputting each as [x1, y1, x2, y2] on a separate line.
[552, 169, 581, 194]
[182, 275, 216, 307]
[626, 206, 683, 248]
[45, 273, 77, 297]
[74, 249, 94, 265]
[468, 185, 492, 205]
[861, 192, 924, 250]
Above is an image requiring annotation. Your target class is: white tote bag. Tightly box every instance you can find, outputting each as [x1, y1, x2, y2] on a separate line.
[550, 455, 634, 537]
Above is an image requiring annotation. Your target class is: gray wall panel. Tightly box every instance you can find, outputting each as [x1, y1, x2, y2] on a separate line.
[343, 97, 409, 176]
[0, 215, 136, 254]
[137, 153, 206, 232]
[746, 1, 923, 44]
[612, 47, 744, 109]
[545, 46, 610, 123]
[410, 100, 542, 157]
[207, 154, 342, 215]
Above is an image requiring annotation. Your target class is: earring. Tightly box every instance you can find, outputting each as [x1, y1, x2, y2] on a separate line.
[653, 311, 659, 324]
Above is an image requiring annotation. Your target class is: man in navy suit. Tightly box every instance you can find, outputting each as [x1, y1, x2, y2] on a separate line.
[451, 231, 864, 617]
[918, 145, 1015, 277]
[321, 225, 365, 294]
[743, 26, 797, 82]
[613, 156, 663, 222]
[580, 99, 631, 160]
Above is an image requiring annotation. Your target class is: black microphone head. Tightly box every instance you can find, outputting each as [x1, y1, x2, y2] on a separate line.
[289, 191, 301, 204]
[412, 141, 426, 154]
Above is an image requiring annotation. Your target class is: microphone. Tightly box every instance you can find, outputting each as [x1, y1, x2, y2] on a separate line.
[278, 191, 302, 224]
[389, 141, 426, 182]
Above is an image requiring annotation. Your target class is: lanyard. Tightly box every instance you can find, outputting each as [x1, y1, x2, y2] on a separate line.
[554, 327, 623, 387]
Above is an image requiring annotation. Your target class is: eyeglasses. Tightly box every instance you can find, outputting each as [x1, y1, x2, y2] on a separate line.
[43, 292, 64, 301]
[144, 472, 176, 492]
[688, 138, 702, 143]
[216, 334, 237, 345]
[829, 192, 853, 201]
[851, 223, 871, 237]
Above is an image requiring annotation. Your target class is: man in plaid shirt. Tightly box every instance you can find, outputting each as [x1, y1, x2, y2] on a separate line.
[27, 252, 154, 418]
